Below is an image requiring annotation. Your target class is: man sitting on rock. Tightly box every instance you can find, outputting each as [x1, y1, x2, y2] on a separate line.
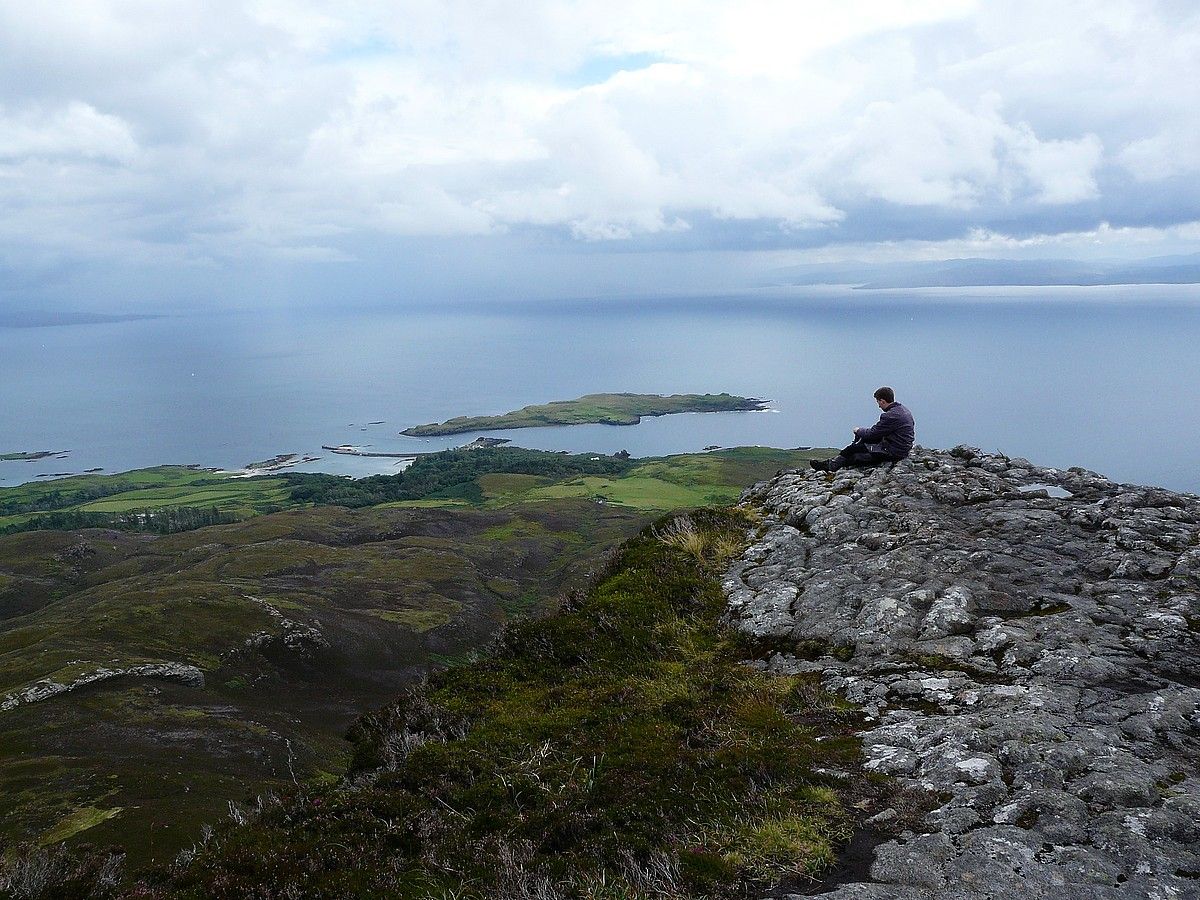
[810, 386, 915, 471]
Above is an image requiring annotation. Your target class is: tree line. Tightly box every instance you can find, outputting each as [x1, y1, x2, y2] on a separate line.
[0, 506, 245, 536]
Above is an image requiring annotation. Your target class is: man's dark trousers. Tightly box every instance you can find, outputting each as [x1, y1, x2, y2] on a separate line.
[836, 439, 894, 467]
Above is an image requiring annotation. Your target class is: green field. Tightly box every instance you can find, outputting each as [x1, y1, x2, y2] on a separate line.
[0, 466, 289, 531]
[0, 468, 292, 532]
[401, 391, 770, 436]
[73, 481, 290, 514]
[385, 446, 824, 512]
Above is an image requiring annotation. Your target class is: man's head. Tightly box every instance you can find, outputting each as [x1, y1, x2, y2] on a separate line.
[873, 386, 895, 408]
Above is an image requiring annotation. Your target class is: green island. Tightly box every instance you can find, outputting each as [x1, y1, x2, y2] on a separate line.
[0, 450, 68, 461]
[400, 391, 770, 436]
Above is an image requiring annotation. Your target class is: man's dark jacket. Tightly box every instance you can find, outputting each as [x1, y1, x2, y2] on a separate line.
[856, 402, 915, 459]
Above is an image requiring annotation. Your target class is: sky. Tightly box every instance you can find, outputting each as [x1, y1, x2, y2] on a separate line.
[1, 0, 1199, 309]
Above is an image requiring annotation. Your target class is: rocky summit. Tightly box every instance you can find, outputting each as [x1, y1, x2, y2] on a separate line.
[726, 446, 1200, 900]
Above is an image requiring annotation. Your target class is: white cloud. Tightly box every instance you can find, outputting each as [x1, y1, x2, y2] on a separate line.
[829, 91, 1003, 207]
[1118, 123, 1200, 182]
[0, 0, 1197, 275]
[1009, 129, 1103, 205]
[0, 102, 138, 162]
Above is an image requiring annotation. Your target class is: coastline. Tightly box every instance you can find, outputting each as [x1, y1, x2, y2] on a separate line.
[321, 437, 509, 458]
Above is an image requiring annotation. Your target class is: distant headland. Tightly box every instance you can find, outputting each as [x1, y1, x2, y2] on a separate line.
[400, 392, 770, 437]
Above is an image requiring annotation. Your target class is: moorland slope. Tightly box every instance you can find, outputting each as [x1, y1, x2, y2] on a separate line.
[0, 446, 821, 870]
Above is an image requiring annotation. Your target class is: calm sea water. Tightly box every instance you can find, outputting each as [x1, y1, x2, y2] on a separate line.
[2, 285, 1198, 492]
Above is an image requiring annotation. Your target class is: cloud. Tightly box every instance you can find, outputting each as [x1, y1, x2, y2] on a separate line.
[1118, 123, 1200, 182]
[829, 91, 1004, 207]
[1010, 129, 1103, 205]
[0, 102, 138, 162]
[0, 0, 1197, 296]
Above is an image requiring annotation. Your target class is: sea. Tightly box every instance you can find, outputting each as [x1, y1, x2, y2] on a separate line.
[2, 285, 1198, 493]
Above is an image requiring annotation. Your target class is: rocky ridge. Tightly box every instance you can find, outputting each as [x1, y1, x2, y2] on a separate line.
[0, 662, 204, 712]
[726, 446, 1200, 900]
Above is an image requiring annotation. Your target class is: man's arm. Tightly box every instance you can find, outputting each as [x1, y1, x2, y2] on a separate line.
[856, 408, 899, 443]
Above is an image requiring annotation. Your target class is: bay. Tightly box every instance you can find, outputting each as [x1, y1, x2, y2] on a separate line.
[2, 284, 1197, 492]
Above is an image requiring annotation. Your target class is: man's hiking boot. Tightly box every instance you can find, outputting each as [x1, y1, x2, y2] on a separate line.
[809, 459, 826, 471]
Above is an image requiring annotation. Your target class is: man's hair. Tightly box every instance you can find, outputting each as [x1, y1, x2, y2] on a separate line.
[873, 386, 895, 403]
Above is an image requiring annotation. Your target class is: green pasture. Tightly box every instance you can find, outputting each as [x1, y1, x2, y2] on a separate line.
[0, 467, 289, 530]
[388, 447, 826, 512]
[75, 482, 290, 514]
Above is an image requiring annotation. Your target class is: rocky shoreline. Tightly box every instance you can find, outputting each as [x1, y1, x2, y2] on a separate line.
[726, 447, 1200, 899]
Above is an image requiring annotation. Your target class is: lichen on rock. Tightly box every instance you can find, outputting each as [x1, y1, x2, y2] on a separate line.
[726, 446, 1200, 899]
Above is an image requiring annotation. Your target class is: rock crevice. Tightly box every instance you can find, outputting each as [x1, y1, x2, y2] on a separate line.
[727, 447, 1200, 899]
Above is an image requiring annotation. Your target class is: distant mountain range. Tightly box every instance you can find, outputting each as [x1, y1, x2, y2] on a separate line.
[767, 253, 1200, 289]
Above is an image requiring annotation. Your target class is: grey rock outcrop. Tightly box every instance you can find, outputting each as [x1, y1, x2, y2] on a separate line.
[726, 447, 1200, 900]
[1, 662, 204, 712]
[244, 594, 328, 656]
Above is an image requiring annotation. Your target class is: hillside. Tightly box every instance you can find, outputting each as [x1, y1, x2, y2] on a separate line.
[0, 446, 823, 873]
[0, 502, 646, 865]
[6, 444, 1190, 898]
[21, 507, 905, 899]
